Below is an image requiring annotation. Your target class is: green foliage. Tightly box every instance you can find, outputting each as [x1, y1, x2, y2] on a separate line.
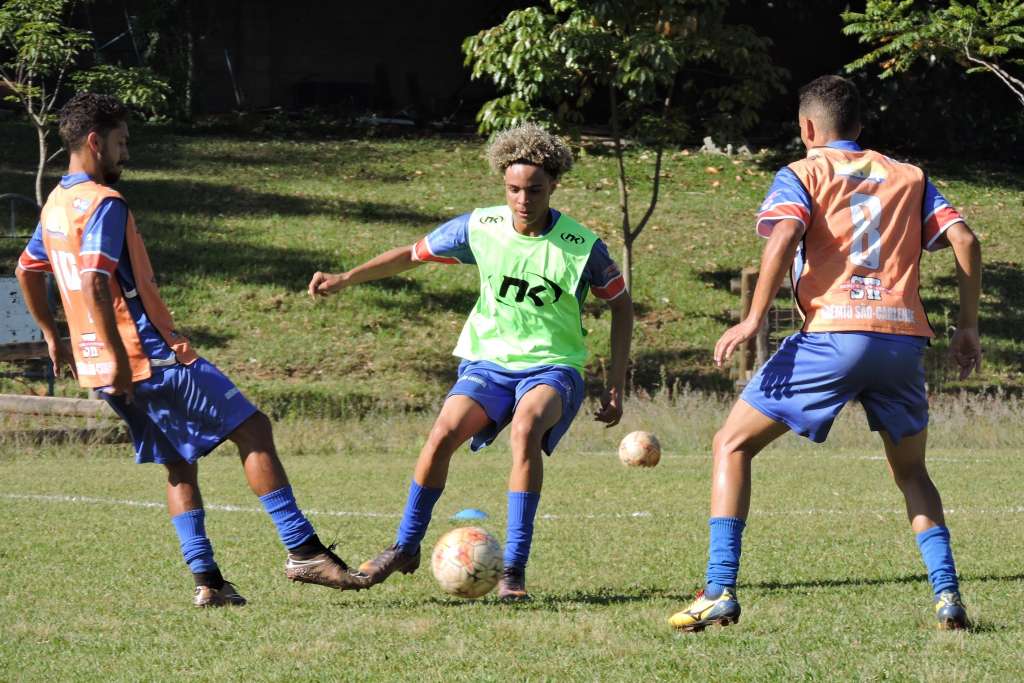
[463, 0, 786, 141]
[71, 65, 171, 120]
[844, 0, 1024, 105]
[0, 0, 91, 124]
[0, 0, 170, 202]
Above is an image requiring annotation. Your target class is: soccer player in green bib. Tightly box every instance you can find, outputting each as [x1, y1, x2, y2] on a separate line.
[308, 124, 633, 599]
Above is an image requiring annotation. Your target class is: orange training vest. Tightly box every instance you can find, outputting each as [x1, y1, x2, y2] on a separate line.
[787, 147, 934, 337]
[39, 180, 197, 387]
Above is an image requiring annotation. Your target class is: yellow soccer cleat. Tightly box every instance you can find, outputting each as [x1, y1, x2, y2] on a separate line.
[668, 587, 741, 632]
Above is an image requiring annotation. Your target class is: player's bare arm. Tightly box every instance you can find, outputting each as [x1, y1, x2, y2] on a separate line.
[308, 244, 423, 298]
[14, 267, 76, 378]
[594, 290, 633, 427]
[940, 221, 982, 379]
[714, 218, 803, 366]
[80, 270, 134, 400]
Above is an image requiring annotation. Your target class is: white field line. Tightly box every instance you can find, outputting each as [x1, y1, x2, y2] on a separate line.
[2, 492, 1023, 520]
[571, 452, 997, 463]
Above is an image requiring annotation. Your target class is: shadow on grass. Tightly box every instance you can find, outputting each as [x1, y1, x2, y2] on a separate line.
[121, 177, 442, 227]
[748, 571, 1024, 593]
[407, 586, 669, 609]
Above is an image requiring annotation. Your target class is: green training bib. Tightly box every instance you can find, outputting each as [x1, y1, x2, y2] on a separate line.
[452, 205, 597, 371]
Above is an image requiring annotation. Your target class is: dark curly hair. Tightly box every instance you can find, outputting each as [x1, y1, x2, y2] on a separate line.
[487, 123, 573, 179]
[58, 93, 129, 151]
[798, 75, 861, 138]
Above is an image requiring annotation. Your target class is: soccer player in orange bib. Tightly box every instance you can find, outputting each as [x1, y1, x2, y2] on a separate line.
[668, 76, 981, 631]
[16, 94, 370, 606]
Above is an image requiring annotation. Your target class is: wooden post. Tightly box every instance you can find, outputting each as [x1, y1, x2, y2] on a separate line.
[736, 267, 758, 381]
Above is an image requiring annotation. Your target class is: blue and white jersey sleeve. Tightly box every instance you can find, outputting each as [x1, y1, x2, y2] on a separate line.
[79, 198, 128, 276]
[583, 239, 627, 300]
[413, 213, 476, 265]
[922, 180, 965, 251]
[756, 167, 812, 237]
[17, 223, 51, 273]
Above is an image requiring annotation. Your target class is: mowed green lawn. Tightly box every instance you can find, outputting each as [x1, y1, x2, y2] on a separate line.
[2, 398, 1023, 681]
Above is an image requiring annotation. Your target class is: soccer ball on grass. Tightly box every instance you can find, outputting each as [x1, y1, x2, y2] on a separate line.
[431, 526, 503, 599]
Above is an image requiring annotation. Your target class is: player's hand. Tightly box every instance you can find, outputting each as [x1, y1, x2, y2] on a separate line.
[714, 318, 761, 367]
[307, 271, 347, 299]
[949, 326, 981, 380]
[594, 385, 623, 428]
[46, 337, 77, 380]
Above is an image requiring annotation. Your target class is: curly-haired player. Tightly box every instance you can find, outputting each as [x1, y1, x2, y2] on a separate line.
[308, 123, 634, 600]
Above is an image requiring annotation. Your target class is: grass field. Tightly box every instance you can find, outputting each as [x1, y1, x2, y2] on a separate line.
[2, 394, 1023, 681]
[1, 122, 1022, 414]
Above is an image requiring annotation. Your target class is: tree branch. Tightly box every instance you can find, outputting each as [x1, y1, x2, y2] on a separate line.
[964, 44, 1024, 108]
[630, 145, 663, 242]
[629, 89, 673, 243]
[609, 85, 631, 242]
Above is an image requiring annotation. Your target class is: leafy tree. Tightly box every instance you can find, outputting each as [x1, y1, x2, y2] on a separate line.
[844, 0, 1024, 108]
[463, 0, 785, 291]
[0, 0, 169, 205]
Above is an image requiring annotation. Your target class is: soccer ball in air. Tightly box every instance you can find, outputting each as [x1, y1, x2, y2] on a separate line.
[618, 431, 661, 467]
[431, 526, 503, 599]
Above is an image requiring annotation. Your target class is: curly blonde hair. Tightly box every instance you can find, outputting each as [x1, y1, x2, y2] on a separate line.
[486, 123, 574, 179]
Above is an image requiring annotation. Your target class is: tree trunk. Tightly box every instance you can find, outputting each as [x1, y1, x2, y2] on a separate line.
[621, 240, 633, 294]
[35, 124, 47, 207]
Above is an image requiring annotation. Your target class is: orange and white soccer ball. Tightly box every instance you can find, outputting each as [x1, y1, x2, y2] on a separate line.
[431, 526, 503, 598]
[618, 431, 661, 467]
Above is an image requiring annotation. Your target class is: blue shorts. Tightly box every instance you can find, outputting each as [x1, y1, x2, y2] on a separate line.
[448, 359, 585, 455]
[100, 357, 258, 465]
[740, 332, 929, 443]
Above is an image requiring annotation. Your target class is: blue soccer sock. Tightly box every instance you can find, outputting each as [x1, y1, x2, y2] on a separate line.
[258, 486, 316, 550]
[916, 525, 959, 596]
[705, 516, 746, 598]
[170, 508, 218, 574]
[504, 491, 541, 570]
[395, 481, 444, 553]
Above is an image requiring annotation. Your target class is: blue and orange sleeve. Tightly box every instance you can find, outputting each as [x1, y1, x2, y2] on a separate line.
[584, 239, 627, 300]
[755, 167, 812, 237]
[921, 180, 965, 251]
[17, 223, 51, 273]
[412, 213, 475, 265]
[79, 198, 127, 276]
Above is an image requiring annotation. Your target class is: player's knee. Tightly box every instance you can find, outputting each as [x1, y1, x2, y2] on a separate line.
[713, 428, 754, 461]
[234, 411, 274, 451]
[509, 416, 544, 450]
[165, 460, 198, 485]
[425, 422, 463, 456]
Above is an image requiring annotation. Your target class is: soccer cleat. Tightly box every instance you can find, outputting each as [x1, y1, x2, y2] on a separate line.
[497, 566, 530, 602]
[285, 543, 371, 590]
[358, 543, 421, 586]
[668, 587, 741, 632]
[934, 590, 970, 630]
[193, 581, 247, 608]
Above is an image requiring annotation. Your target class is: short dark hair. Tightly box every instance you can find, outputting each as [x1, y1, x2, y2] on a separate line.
[798, 75, 861, 137]
[58, 93, 129, 151]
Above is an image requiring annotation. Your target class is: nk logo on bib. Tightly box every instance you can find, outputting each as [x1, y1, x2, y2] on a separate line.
[496, 273, 564, 307]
